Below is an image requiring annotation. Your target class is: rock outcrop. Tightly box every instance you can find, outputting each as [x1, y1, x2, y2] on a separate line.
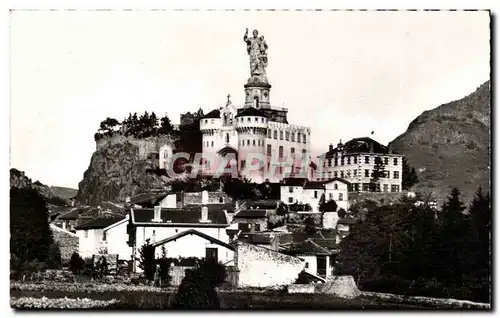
[389, 81, 490, 205]
[76, 137, 174, 206]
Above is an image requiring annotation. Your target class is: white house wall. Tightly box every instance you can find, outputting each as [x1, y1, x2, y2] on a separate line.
[104, 221, 131, 261]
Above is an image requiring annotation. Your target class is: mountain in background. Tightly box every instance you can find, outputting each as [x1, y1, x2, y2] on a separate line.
[389, 81, 490, 205]
[10, 168, 77, 206]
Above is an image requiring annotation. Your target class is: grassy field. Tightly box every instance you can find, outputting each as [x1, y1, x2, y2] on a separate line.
[10, 283, 473, 309]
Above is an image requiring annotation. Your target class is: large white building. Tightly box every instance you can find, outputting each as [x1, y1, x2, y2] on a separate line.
[200, 29, 313, 183]
[317, 137, 404, 193]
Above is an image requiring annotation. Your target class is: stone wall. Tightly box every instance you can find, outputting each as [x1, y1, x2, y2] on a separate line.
[50, 224, 78, 263]
[317, 275, 360, 299]
[234, 242, 304, 288]
[96, 134, 175, 160]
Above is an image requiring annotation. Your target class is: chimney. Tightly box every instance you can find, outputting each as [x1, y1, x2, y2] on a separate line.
[201, 190, 209, 205]
[152, 205, 162, 222]
[200, 206, 209, 223]
[329, 143, 333, 152]
[97, 206, 102, 218]
[235, 201, 240, 210]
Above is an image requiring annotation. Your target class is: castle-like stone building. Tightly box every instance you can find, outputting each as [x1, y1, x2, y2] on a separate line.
[200, 29, 312, 183]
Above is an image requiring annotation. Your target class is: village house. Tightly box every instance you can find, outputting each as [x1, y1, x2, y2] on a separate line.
[280, 178, 350, 212]
[128, 202, 234, 271]
[74, 216, 128, 260]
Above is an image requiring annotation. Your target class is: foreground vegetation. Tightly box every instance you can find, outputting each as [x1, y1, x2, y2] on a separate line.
[337, 187, 491, 303]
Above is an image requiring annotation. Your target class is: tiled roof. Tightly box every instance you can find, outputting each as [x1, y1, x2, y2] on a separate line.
[202, 109, 221, 119]
[235, 107, 268, 118]
[74, 216, 125, 230]
[131, 203, 231, 226]
[234, 209, 268, 219]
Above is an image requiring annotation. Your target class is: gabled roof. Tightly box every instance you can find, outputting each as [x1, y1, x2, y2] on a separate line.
[58, 207, 83, 220]
[201, 109, 221, 119]
[235, 107, 268, 118]
[130, 203, 232, 226]
[151, 229, 234, 251]
[234, 209, 268, 219]
[74, 216, 125, 230]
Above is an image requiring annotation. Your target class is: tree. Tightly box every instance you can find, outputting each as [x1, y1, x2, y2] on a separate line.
[319, 200, 337, 212]
[10, 187, 61, 269]
[304, 216, 317, 237]
[173, 258, 226, 309]
[402, 157, 419, 190]
[138, 239, 156, 281]
[159, 113, 174, 135]
[370, 156, 385, 192]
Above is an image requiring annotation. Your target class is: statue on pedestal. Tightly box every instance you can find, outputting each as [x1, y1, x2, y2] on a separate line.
[243, 28, 268, 78]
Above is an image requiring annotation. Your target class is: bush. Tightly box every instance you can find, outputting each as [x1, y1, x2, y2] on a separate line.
[156, 258, 172, 287]
[69, 253, 85, 275]
[172, 259, 226, 309]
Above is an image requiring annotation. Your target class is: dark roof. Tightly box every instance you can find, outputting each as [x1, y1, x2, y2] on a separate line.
[58, 207, 83, 220]
[234, 209, 268, 219]
[74, 216, 125, 230]
[235, 107, 268, 118]
[131, 203, 231, 226]
[303, 181, 326, 190]
[281, 178, 308, 187]
[129, 192, 168, 207]
[151, 229, 234, 251]
[324, 137, 392, 158]
[201, 109, 221, 119]
[247, 200, 279, 209]
[239, 233, 274, 245]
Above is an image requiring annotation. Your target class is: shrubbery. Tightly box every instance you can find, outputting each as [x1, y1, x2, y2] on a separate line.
[173, 258, 227, 309]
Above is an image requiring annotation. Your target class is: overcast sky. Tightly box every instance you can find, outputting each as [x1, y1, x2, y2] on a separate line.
[9, 10, 490, 188]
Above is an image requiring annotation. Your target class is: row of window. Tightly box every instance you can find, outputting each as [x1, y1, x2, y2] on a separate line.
[350, 183, 401, 193]
[287, 191, 344, 204]
[320, 170, 400, 179]
[268, 145, 307, 157]
[324, 156, 399, 167]
[203, 116, 268, 125]
[240, 139, 264, 147]
[267, 129, 307, 144]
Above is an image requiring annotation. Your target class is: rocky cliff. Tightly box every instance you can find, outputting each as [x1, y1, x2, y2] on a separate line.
[389, 81, 490, 205]
[76, 138, 174, 206]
